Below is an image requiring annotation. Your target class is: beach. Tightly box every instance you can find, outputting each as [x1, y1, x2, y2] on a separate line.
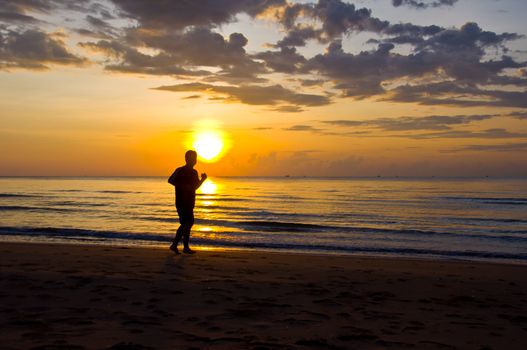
[1, 242, 526, 350]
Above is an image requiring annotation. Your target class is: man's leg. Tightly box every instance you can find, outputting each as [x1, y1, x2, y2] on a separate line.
[170, 224, 184, 254]
[182, 211, 195, 253]
[170, 207, 190, 254]
[171, 208, 195, 254]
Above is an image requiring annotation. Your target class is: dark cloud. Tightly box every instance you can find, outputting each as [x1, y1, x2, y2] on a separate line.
[109, 0, 285, 30]
[304, 21, 525, 100]
[392, 0, 458, 9]
[0, 11, 38, 24]
[507, 111, 527, 120]
[80, 27, 264, 79]
[80, 39, 209, 76]
[381, 23, 443, 45]
[1, 0, 525, 110]
[78, 14, 119, 39]
[275, 26, 319, 48]
[312, 0, 388, 38]
[306, 41, 402, 98]
[153, 82, 330, 108]
[0, 1, 107, 24]
[271, 105, 304, 113]
[444, 142, 527, 153]
[415, 22, 521, 60]
[277, 0, 388, 40]
[0, 0, 52, 23]
[182, 95, 201, 100]
[322, 114, 496, 131]
[404, 128, 527, 139]
[299, 79, 325, 87]
[274, 1, 447, 48]
[254, 46, 306, 73]
[74, 28, 111, 39]
[0, 29, 86, 70]
[386, 82, 527, 108]
[291, 116, 526, 141]
[283, 124, 322, 131]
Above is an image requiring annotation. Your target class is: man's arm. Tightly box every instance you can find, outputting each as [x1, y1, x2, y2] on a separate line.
[168, 168, 180, 186]
[195, 172, 207, 190]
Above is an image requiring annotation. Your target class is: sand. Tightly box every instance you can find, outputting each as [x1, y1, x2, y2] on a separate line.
[1, 242, 526, 350]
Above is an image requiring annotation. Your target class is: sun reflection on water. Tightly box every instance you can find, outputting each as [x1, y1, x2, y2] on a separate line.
[199, 179, 217, 195]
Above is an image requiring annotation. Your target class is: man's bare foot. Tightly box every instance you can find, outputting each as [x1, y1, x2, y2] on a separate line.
[169, 244, 180, 255]
[183, 247, 196, 254]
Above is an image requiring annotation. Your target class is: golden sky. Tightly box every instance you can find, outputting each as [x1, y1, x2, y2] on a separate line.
[1, 0, 526, 176]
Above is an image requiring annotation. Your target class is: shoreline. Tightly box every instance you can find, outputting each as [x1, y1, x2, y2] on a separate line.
[2, 241, 526, 349]
[2, 236, 527, 266]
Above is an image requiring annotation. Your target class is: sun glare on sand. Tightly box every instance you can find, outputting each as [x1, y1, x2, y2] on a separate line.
[192, 130, 225, 162]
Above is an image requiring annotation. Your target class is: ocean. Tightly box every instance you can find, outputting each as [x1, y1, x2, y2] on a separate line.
[1, 177, 526, 263]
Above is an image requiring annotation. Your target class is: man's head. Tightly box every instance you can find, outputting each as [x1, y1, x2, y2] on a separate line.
[185, 150, 197, 167]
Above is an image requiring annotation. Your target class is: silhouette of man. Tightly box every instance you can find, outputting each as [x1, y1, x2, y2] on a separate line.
[168, 150, 207, 254]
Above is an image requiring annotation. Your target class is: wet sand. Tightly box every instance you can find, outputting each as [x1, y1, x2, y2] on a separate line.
[1, 242, 526, 350]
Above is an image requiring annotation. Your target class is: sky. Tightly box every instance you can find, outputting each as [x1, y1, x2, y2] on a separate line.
[1, 0, 526, 177]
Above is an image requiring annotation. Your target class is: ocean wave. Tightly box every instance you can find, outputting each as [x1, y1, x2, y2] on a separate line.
[0, 193, 40, 198]
[0, 226, 169, 242]
[237, 220, 329, 232]
[47, 201, 108, 207]
[54, 189, 85, 192]
[443, 197, 527, 205]
[97, 190, 145, 194]
[1, 226, 525, 262]
[127, 215, 527, 241]
[447, 217, 527, 224]
[0, 205, 76, 213]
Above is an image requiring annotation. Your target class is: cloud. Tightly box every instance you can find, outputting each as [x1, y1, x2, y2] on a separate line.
[283, 124, 323, 131]
[0, 0, 52, 24]
[271, 105, 304, 113]
[109, 0, 285, 30]
[0, 29, 86, 70]
[274, 26, 319, 48]
[182, 95, 201, 100]
[79, 39, 209, 76]
[254, 46, 306, 73]
[81, 27, 265, 80]
[1, 0, 526, 110]
[306, 41, 416, 98]
[444, 142, 527, 153]
[323, 114, 496, 131]
[276, 0, 389, 40]
[311, 0, 389, 38]
[153, 82, 330, 108]
[386, 82, 527, 108]
[317, 114, 527, 140]
[392, 0, 459, 9]
[0, 1, 111, 24]
[282, 114, 522, 141]
[299, 79, 325, 87]
[304, 21, 525, 100]
[0, 11, 38, 24]
[79, 14, 119, 39]
[507, 111, 527, 120]
[404, 128, 527, 139]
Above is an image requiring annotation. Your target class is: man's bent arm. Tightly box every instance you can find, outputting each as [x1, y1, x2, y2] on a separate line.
[195, 173, 207, 190]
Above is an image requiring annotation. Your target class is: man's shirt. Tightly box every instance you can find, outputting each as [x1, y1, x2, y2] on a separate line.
[170, 166, 200, 209]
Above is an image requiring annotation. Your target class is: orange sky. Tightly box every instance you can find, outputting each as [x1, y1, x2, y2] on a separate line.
[1, 0, 526, 176]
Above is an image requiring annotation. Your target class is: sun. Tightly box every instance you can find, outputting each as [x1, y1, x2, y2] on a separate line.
[192, 130, 225, 162]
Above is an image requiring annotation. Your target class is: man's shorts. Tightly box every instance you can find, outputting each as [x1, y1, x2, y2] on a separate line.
[176, 207, 194, 226]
